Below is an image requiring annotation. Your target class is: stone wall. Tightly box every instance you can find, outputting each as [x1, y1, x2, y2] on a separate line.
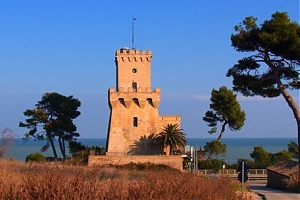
[267, 170, 289, 189]
[88, 155, 183, 170]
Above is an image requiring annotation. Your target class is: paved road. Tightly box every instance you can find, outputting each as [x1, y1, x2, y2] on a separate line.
[249, 181, 300, 200]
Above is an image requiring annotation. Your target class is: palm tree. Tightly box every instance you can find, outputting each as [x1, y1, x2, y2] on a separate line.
[128, 134, 162, 155]
[154, 124, 187, 155]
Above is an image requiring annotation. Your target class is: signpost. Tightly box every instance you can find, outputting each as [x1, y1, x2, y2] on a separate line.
[190, 145, 198, 174]
[236, 160, 249, 191]
[238, 172, 248, 182]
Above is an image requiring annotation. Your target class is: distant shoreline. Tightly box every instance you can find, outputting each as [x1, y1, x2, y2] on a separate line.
[6, 137, 297, 164]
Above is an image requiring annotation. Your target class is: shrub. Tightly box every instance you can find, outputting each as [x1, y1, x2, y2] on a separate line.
[198, 159, 227, 170]
[25, 152, 46, 162]
[0, 159, 246, 199]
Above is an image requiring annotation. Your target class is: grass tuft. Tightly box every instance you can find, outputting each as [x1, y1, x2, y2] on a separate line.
[0, 159, 255, 199]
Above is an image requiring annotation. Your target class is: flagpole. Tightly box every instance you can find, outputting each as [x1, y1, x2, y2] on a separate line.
[132, 16, 136, 49]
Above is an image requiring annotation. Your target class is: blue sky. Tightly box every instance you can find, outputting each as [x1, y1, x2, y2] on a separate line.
[0, 0, 299, 139]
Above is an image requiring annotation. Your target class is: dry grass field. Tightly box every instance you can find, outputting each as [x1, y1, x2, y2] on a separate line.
[0, 159, 256, 200]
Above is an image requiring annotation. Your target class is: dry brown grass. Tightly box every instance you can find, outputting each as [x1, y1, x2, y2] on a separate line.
[0, 159, 253, 200]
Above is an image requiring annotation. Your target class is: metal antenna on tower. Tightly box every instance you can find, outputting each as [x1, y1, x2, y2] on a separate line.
[132, 16, 136, 49]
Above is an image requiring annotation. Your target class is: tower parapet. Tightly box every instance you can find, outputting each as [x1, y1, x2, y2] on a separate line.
[108, 87, 161, 109]
[117, 48, 152, 55]
[115, 48, 152, 63]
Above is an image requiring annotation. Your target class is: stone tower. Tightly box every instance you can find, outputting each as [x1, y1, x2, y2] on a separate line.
[106, 47, 180, 155]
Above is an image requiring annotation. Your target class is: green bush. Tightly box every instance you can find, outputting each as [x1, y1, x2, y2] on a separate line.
[198, 159, 226, 170]
[25, 152, 46, 162]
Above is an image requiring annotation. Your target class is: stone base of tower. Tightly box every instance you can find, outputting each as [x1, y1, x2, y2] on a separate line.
[88, 155, 184, 171]
[105, 152, 127, 156]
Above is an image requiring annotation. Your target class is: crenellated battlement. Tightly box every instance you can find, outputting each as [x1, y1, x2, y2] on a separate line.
[108, 87, 161, 109]
[117, 47, 152, 55]
[159, 116, 181, 121]
[158, 116, 181, 129]
[110, 87, 160, 93]
[115, 48, 152, 63]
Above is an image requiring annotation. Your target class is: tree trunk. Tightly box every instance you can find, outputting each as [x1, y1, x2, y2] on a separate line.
[217, 121, 228, 141]
[207, 121, 228, 160]
[207, 150, 213, 160]
[281, 92, 300, 185]
[164, 146, 170, 155]
[48, 134, 58, 158]
[268, 60, 300, 186]
[58, 136, 66, 161]
[297, 120, 300, 187]
[62, 139, 66, 161]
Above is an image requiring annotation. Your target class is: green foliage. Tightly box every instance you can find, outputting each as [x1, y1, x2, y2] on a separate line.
[204, 140, 227, 159]
[227, 13, 300, 124]
[198, 142, 297, 170]
[228, 12, 300, 94]
[154, 124, 187, 155]
[203, 86, 246, 137]
[19, 92, 81, 160]
[287, 141, 299, 159]
[69, 141, 106, 165]
[198, 159, 226, 170]
[250, 146, 273, 168]
[128, 134, 163, 155]
[89, 146, 106, 155]
[182, 157, 191, 170]
[236, 158, 258, 169]
[250, 146, 294, 168]
[25, 152, 46, 162]
[272, 150, 293, 163]
[69, 141, 87, 154]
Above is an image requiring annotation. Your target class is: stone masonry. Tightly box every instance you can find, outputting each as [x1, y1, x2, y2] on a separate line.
[88, 155, 183, 170]
[106, 47, 180, 155]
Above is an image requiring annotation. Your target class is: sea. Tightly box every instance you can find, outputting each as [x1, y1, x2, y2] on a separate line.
[3, 137, 297, 164]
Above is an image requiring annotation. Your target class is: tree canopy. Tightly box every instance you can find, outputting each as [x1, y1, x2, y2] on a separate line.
[19, 92, 81, 160]
[203, 140, 227, 159]
[250, 146, 273, 168]
[226, 12, 300, 181]
[203, 86, 246, 138]
[227, 12, 300, 97]
[249, 145, 294, 168]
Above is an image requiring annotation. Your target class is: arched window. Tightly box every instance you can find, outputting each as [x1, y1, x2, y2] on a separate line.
[132, 82, 137, 92]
